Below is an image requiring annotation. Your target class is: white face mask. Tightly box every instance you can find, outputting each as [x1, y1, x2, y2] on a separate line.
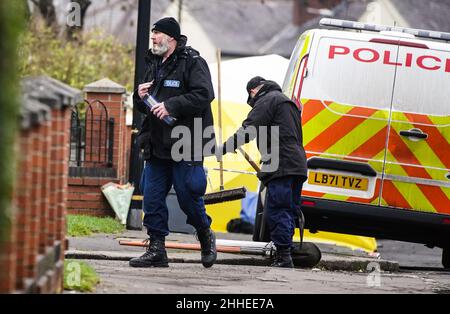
[151, 36, 170, 56]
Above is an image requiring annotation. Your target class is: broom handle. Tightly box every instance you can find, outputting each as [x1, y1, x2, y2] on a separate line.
[237, 147, 261, 174]
[217, 48, 224, 191]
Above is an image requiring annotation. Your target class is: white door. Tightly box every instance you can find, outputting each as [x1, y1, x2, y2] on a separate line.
[383, 44, 450, 214]
[299, 34, 398, 205]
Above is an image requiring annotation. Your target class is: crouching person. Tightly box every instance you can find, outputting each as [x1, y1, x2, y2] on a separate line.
[218, 76, 308, 268]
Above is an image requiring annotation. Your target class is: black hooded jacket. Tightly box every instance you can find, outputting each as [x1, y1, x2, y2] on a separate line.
[223, 81, 308, 184]
[133, 35, 215, 162]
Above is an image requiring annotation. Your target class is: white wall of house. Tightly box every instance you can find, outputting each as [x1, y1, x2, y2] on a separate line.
[358, 0, 409, 28]
[163, 2, 218, 64]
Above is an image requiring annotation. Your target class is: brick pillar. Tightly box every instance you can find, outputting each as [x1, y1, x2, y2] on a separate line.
[68, 78, 129, 216]
[27, 130, 43, 279]
[0, 192, 16, 292]
[53, 107, 72, 293]
[48, 122, 58, 248]
[57, 108, 71, 244]
[0, 228, 16, 293]
[39, 121, 51, 253]
[83, 78, 127, 183]
[13, 130, 33, 291]
[14, 75, 82, 294]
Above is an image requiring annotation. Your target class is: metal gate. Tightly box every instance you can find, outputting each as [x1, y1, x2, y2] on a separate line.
[69, 100, 115, 177]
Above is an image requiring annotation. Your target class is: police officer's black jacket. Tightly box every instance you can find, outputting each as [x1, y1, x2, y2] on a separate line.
[133, 35, 215, 162]
[223, 81, 308, 184]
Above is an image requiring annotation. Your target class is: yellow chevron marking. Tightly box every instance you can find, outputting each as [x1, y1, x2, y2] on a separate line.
[426, 118, 450, 150]
[369, 151, 386, 173]
[288, 32, 312, 96]
[383, 159, 435, 212]
[370, 109, 390, 120]
[321, 194, 350, 201]
[444, 186, 450, 200]
[389, 116, 445, 172]
[392, 112, 450, 144]
[300, 32, 311, 58]
[391, 111, 449, 145]
[301, 98, 310, 104]
[420, 168, 450, 182]
[392, 180, 435, 213]
[420, 114, 449, 126]
[303, 102, 354, 146]
[326, 111, 387, 157]
[390, 110, 410, 122]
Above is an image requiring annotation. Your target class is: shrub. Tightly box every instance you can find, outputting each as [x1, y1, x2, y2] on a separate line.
[0, 0, 24, 243]
[64, 260, 100, 292]
[18, 20, 135, 91]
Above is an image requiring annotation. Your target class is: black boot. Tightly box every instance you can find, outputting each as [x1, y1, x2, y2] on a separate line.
[271, 248, 294, 268]
[129, 236, 169, 268]
[197, 228, 217, 268]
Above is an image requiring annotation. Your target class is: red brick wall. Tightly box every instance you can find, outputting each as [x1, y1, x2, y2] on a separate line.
[3, 105, 72, 294]
[13, 130, 32, 291]
[0, 207, 17, 293]
[67, 177, 119, 217]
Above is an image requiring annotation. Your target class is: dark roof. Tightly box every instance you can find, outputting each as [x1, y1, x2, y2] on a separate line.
[20, 76, 82, 129]
[57, 0, 450, 59]
[186, 0, 292, 57]
[80, 0, 367, 57]
[79, 0, 291, 54]
[390, 0, 450, 32]
[81, 0, 172, 45]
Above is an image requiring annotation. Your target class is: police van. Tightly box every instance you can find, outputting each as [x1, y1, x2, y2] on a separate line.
[254, 19, 450, 268]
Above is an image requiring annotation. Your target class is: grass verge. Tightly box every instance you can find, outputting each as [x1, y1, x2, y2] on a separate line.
[64, 259, 100, 292]
[67, 214, 125, 237]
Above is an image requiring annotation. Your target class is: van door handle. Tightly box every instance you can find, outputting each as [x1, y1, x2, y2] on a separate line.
[399, 129, 428, 140]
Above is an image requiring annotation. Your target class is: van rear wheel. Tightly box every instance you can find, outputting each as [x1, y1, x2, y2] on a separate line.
[443, 248, 450, 269]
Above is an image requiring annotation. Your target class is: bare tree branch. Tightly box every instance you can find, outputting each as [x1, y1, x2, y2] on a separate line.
[66, 0, 92, 40]
[31, 0, 57, 28]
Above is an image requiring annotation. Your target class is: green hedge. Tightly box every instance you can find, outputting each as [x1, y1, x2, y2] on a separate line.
[19, 21, 135, 91]
[0, 0, 24, 244]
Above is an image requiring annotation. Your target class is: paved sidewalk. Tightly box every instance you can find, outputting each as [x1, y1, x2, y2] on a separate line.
[66, 230, 399, 272]
[64, 231, 450, 294]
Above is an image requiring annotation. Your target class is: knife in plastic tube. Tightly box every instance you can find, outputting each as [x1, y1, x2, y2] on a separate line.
[143, 94, 177, 126]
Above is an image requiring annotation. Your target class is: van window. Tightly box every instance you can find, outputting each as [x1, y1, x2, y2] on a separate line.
[392, 46, 450, 116]
[301, 37, 397, 110]
[283, 32, 309, 97]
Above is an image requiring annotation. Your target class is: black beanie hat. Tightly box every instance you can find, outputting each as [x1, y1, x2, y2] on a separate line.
[246, 76, 266, 104]
[152, 17, 181, 40]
